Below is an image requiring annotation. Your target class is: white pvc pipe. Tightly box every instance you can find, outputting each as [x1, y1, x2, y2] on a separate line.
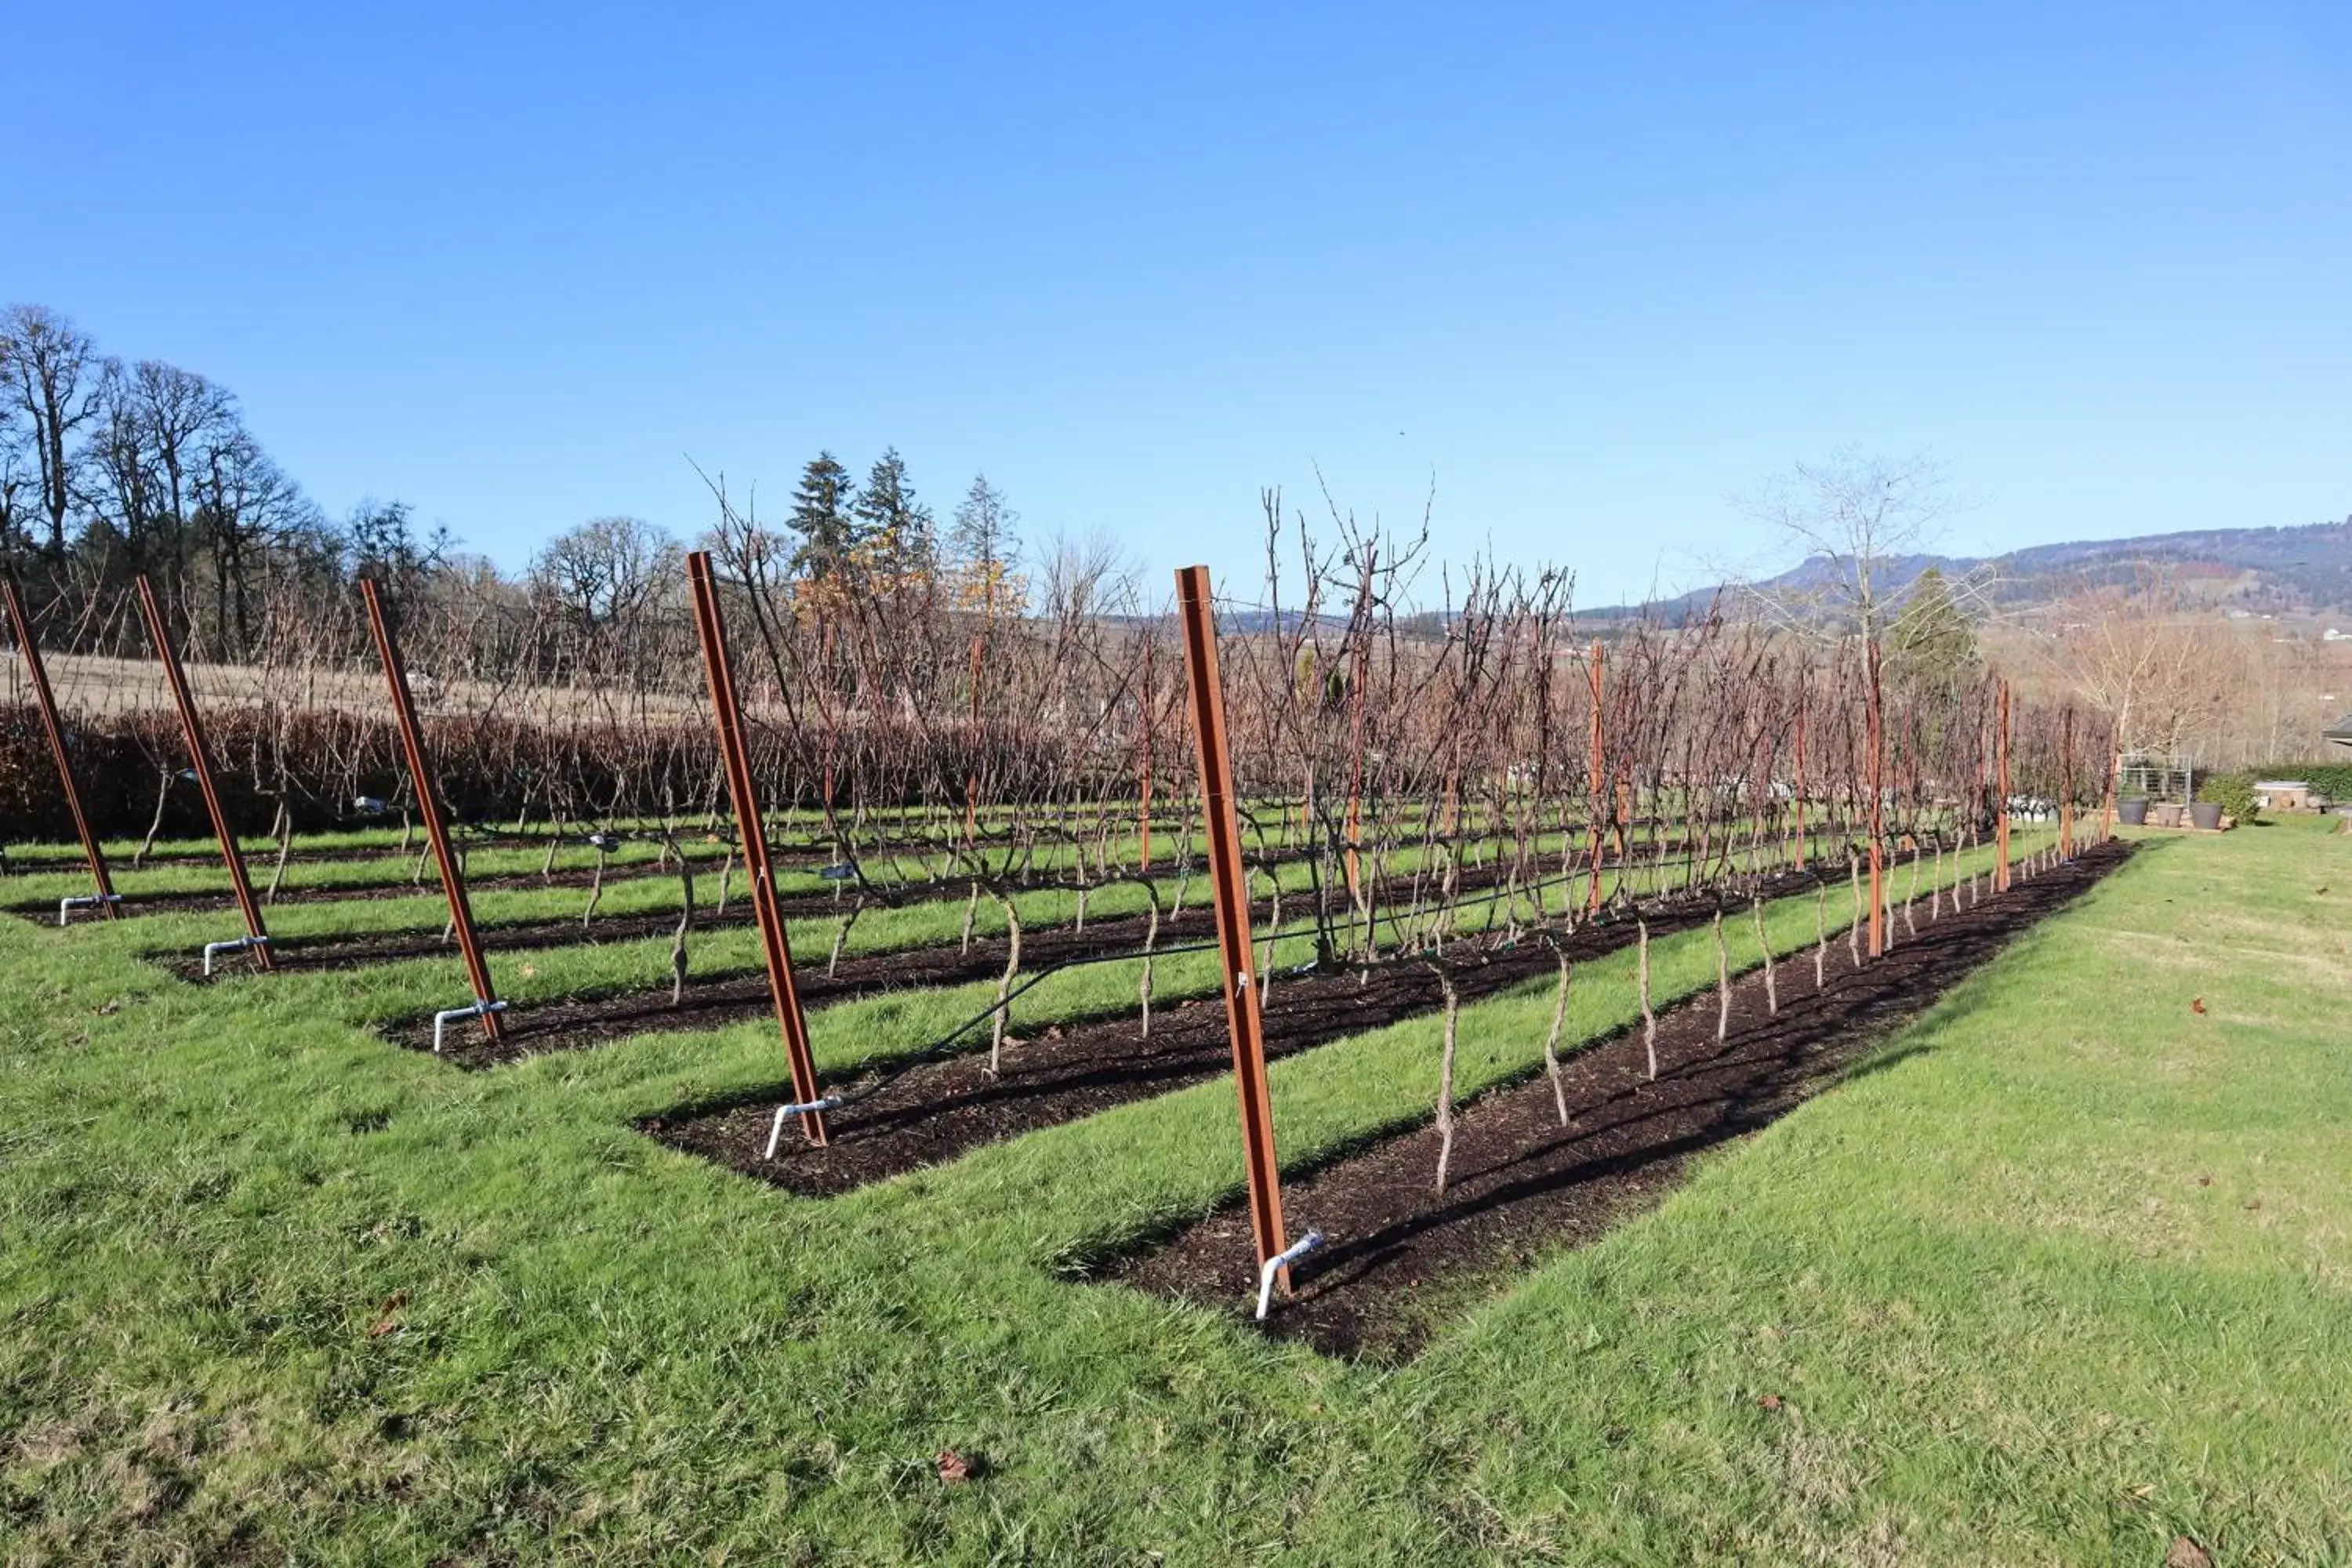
[57, 893, 122, 927]
[1256, 1230, 1326, 1321]
[763, 1096, 844, 1160]
[432, 997, 508, 1054]
[201, 934, 270, 976]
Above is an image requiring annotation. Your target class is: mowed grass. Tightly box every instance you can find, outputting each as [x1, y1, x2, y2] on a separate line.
[1, 819, 2345, 1561]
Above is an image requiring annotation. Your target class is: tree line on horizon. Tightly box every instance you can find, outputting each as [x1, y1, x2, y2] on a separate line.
[0, 302, 1032, 662]
[6, 302, 2331, 780]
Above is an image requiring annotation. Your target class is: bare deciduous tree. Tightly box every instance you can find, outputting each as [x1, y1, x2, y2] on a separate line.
[0, 304, 102, 558]
[2045, 567, 2232, 804]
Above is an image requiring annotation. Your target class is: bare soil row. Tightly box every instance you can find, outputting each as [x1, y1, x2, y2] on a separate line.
[641, 870, 1824, 1194]
[1112, 838, 2128, 1359]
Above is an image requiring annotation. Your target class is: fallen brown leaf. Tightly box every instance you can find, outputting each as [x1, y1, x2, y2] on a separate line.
[2165, 1536, 2212, 1568]
[2190, 997, 2206, 1014]
[370, 1289, 409, 1338]
[1759, 1395, 1783, 1411]
[2194, 1174, 2212, 1188]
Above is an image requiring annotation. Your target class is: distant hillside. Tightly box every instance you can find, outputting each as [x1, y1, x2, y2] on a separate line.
[1581, 516, 2352, 627]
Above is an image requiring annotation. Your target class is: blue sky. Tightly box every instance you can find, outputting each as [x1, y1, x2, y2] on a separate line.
[9, 2, 2347, 605]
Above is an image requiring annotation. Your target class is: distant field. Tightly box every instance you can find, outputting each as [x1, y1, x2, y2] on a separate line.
[0, 818, 2345, 1562]
[3, 651, 702, 724]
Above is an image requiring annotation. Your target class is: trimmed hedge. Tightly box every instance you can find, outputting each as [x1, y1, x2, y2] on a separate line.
[2248, 761, 2352, 803]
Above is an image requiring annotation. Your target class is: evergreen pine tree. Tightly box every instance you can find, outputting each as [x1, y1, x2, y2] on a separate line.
[853, 447, 935, 583]
[787, 451, 860, 580]
[949, 473, 1020, 612]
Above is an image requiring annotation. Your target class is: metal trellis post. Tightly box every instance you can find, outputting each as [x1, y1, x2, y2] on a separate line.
[1995, 678, 2013, 891]
[688, 551, 828, 1146]
[2060, 704, 2075, 859]
[362, 578, 502, 1043]
[2, 575, 119, 920]
[1138, 632, 1155, 873]
[1175, 564, 1295, 1298]
[1584, 640, 1607, 915]
[1866, 640, 1886, 957]
[1793, 688, 1808, 873]
[134, 575, 271, 971]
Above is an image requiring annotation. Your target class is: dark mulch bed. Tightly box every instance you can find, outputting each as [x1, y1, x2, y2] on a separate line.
[368, 846, 1655, 1061]
[641, 872, 1817, 1197]
[10, 859, 706, 924]
[388, 903, 1228, 1066]
[42, 855, 1144, 931]
[24, 834, 1359, 929]
[11, 823, 1737, 930]
[1112, 840, 2130, 1359]
[0, 824, 1098, 875]
[154, 905, 761, 983]
[13, 829, 1325, 925]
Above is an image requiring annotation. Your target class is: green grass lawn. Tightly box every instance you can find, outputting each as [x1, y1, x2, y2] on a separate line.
[2, 818, 2344, 1563]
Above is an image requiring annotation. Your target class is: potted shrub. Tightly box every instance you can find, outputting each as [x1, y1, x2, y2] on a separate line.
[2195, 771, 2256, 830]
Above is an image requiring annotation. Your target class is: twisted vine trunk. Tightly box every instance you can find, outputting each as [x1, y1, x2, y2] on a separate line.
[988, 892, 1022, 1075]
[1543, 941, 1572, 1127]
[1430, 964, 1461, 1195]
[1639, 916, 1657, 1080]
[668, 834, 695, 1004]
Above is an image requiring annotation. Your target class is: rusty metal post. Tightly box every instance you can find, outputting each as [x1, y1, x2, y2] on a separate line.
[1137, 632, 1154, 873]
[134, 575, 270, 970]
[362, 579, 500, 1040]
[2, 576, 118, 918]
[2059, 705, 2075, 859]
[1995, 678, 2013, 892]
[688, 551, 827, 1146]
[1341, 548, 1376, 906]
[1584, 640, 1606, 915]
[1175, 565, 1294, 1294]
[1792, 688, 1807, 873]
[964, 628, 985, 851]
[1866, 641, 1886, 957]
[1341, 725, 1365, 903]
[2107, 728, 2126, 841]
